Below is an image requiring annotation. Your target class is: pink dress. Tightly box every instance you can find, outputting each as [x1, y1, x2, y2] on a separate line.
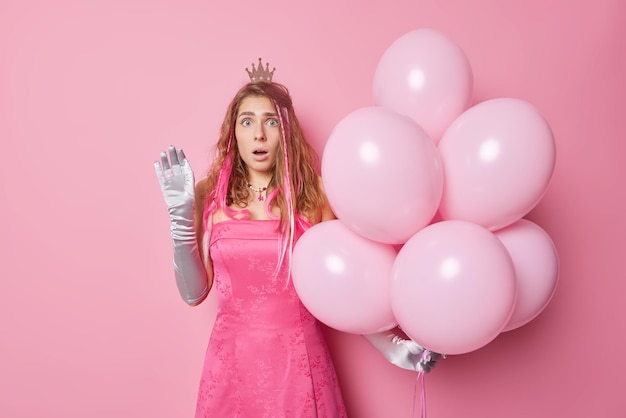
[195, 219, 347, 418]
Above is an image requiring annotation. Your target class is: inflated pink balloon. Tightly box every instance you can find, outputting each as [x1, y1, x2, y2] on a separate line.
[391, 220, 517, 355]
[495, 219, 559, 332]
[292, 220, 398, 334]
[373, 28, 473, 143]
[438, 98, 556, 231]
[322, 106, 443, 244]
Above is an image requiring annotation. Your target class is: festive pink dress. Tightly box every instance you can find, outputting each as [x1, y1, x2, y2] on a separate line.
[195, 219, 347, 418]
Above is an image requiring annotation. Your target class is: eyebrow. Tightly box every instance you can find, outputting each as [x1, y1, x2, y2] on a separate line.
[237, 111, 278, 118]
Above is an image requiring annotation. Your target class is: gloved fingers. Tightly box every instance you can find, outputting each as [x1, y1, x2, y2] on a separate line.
[406, 340, 424, 355]
[176, 147, 186, 164]
[170, 145, 189, 173]
[155, 148, 180, 183]
[155, 151, 174, 183]
[422, 351, 445, 373]
[168, 145, 180, 166]
[157, 146, 188, 180]
[160, 150, 172, 171]
[416, 360, 432, 373]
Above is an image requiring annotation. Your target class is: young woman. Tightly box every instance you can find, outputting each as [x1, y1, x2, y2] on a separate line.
[155, 59, 437, 417]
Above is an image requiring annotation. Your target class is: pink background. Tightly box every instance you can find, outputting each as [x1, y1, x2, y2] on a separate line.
[1, 0, 624, 417]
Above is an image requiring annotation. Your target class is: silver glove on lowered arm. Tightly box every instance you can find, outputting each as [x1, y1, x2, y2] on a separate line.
[363, 328, 442, 373]
[154, 146, 209, 306]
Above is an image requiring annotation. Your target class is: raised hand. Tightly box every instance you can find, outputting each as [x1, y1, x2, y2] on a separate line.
[153, 145, 209, 306]
[154, 145, 195, 219]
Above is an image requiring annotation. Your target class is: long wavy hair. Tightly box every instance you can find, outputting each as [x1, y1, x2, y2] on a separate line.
[201, 81, 326, 271]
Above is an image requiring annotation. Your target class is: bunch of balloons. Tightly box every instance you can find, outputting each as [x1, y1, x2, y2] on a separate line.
[292, 29, 559, 355]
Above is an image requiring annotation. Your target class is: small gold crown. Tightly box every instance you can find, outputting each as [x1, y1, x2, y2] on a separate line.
[245, 57, 275, 82]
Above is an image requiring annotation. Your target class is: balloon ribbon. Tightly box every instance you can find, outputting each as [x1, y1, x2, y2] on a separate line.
[412, 371, 426, 418]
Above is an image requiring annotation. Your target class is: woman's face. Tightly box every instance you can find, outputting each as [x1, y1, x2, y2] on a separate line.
[235, 95, 281, 180]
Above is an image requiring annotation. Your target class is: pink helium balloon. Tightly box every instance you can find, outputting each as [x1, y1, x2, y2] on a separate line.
[391, 220, 517, 355]
[322, 106, 443, 244]
[291, 220, 398, 334]
[495, 219, 559, 332]
[438, 98, 556, 231]
[373, 28, 473, 143]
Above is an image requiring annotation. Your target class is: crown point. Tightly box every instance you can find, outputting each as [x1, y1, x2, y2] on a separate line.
[246, 57, 276, 83]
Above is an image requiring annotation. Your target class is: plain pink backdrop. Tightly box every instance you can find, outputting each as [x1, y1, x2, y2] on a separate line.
[1, 0, 624, 417]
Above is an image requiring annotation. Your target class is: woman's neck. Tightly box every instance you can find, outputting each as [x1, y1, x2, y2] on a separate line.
[246, 174, 271, 188]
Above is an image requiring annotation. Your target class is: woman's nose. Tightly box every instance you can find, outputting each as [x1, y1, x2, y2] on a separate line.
[254, 126, 266, 141]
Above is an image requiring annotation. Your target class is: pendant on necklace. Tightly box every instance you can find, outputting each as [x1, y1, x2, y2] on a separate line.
[247, 183, 267, 202]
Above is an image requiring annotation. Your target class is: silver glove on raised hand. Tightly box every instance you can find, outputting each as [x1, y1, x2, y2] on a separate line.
[154, 146, 209, 306]
[363, 328, 442, 373]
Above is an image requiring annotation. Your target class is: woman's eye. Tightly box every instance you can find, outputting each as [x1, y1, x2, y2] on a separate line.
[267, 119, 278, 127]
[241, 119, 252, 127]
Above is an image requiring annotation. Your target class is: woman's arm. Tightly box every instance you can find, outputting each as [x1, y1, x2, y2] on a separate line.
[193, 178, 215, 296]
[363, 328, 441, 373]
[155, 146, 212, 306]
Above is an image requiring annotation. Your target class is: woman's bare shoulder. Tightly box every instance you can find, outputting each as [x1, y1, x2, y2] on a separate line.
[194, 177, 212, 203]
[195, 177, 209, 192]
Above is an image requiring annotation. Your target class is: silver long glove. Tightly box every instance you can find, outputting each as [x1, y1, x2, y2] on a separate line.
[363, 328, 442, 373]
[154, 146, 209, 306]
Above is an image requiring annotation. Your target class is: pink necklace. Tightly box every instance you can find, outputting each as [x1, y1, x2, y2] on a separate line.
[247, 182, 268, 201]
